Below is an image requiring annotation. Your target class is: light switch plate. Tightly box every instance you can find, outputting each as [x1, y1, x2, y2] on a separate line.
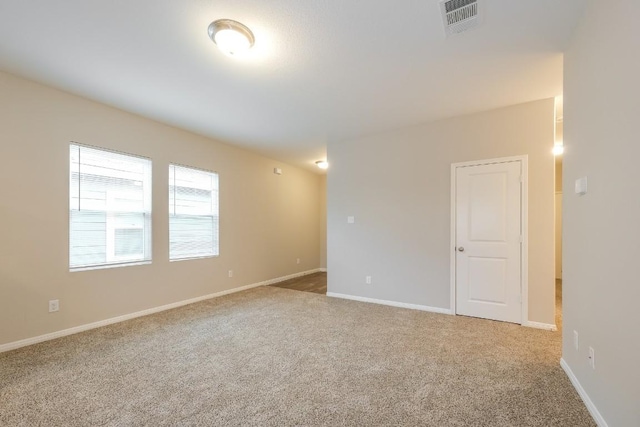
[575, 176, 588, 195]
[347, 216, 355, 224]
[49, 299, 59, 313]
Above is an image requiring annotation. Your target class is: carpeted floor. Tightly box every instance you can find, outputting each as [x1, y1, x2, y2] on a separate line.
[0, 286, 594, 426]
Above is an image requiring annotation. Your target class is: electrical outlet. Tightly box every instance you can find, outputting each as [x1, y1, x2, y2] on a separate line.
[365, 276, 372, 285]
[347, 216, 355, 224]
[573, 330, 579, 350]
[588, 347, 595, 369]
[228, 270, 233, 278]
[296, 258, 300, 264]
[49, 300, 59, 313]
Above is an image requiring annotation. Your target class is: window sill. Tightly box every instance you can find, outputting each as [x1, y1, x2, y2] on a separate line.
[70, 261, 152, 272]
[169, 254, 219, 263]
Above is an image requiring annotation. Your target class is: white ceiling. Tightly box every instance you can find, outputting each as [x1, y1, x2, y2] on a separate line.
[0, 0, 586, 172]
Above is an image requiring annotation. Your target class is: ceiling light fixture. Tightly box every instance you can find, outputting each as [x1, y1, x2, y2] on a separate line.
[315, 160, 329, 169]
[208, 19, 255, 56]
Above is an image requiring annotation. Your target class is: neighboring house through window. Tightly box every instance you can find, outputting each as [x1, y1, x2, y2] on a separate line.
[169, 164, 219, 261]
[69, 144, 152, 270]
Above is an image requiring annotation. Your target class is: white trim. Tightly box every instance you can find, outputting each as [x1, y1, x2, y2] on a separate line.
[71, 260, 152, 272]
[450, 164, 457, 315]
[524, 321, 557, 331]
[560, 358, 608, 427]
[326, 292, 452, 315]
[319, 268, 327, 272]
[169, 254, 218, 263]
[450, 155, 529, 325]
[0, 268, 323, 354]
[450, 155, 530, 168]
[521, 157, 529, 325]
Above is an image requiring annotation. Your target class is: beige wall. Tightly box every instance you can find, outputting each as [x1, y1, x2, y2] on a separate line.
[319, 175, 327, 269]
[0, 71, 322, 347]
[555, 160, 563, 193]
[327, 98, 556, 324]
[555, 160, 563, 280]
[555, 121, 564, 149]
[555, 193, 562, 280]
[563, 0, 640, 425]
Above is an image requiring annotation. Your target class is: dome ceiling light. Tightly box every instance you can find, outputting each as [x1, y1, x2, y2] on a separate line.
[208, 19, 255, 56]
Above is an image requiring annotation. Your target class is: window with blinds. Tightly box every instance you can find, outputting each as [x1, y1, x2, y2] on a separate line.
[169, 164, 219, 260]
[69, 144, 152, 270]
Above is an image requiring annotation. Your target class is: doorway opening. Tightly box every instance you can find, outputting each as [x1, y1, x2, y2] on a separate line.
[554, 96, 564, 329]
[269, 272, 327, 295]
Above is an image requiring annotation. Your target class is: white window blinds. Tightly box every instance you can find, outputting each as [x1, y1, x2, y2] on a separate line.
[69, 144, 152, 270]
[169, 164, 219, 260]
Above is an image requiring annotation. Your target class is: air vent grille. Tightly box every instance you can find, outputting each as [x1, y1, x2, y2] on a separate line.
[440, 0, 480, 37]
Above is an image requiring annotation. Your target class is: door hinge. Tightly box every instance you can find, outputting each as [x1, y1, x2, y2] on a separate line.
[519, 235, 523, 243]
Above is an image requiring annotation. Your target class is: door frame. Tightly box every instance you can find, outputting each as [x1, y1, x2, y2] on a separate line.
[449, 155, 529, 325]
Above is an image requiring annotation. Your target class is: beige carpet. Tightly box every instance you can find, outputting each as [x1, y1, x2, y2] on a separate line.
[0, 286, 594, 426]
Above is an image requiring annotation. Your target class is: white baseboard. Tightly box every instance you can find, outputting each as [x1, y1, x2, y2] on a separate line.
[319, 268, 327, 272]
[0, 268, 323, 354]
[326, 292, 452, 315]
[524, 321, 558, 331]
[560, 358, 608, 427]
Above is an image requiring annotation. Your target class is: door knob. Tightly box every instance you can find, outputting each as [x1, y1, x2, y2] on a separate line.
[457, 247, 465, 252]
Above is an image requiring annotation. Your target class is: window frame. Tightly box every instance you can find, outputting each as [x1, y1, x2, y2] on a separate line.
[168, 163, 219, 262]
[69, 142, 152, 272]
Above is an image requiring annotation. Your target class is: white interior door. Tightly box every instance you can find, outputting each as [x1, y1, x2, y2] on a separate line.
[455, 160, 522, 324]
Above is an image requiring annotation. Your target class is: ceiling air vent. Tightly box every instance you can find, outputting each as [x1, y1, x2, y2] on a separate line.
[440, 0, 480, 37]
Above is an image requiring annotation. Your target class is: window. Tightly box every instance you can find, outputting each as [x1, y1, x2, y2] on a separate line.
[69, 144, 152, 270]
[169, 164, 219, 260]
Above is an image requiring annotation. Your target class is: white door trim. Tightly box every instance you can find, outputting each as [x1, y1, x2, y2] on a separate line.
[450, 155, 529, 325]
